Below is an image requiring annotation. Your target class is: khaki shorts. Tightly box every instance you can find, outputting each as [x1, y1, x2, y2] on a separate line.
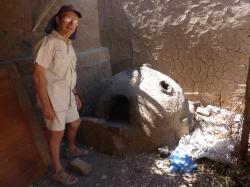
[45, 103, 80, 131]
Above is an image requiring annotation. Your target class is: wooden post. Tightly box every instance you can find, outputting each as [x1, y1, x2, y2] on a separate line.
[239, 57, 250, 161]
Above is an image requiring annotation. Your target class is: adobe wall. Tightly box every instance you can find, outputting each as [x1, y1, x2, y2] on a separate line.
[98, 0, 134, 73]
[0, 0, 100, 62]
[0, 0, 103, 119]
[1, 0, 250, 110]
[98, 0, 250, 110]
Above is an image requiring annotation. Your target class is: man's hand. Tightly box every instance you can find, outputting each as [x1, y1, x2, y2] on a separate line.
[75, 95, 82, 111]
[43, 105, 55, 120]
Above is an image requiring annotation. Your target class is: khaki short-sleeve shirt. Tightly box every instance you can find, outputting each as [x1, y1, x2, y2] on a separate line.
[33, 31, 77, 112]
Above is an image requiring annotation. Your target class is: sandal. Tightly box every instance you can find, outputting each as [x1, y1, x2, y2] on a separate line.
[67, 147, 89, 158]
[50, 170, 78, 185]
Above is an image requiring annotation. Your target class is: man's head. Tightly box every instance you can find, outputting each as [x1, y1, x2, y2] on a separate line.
[45, 5, 82, 40]
[56, 11, 79, 38]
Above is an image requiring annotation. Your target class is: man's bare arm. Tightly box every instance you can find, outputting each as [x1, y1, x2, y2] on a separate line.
[72, 87, 82, 110]
[33, 63, 55, 120]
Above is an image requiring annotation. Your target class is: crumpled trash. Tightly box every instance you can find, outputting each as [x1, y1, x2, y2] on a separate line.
[198, 138, 236, 164]
[167, 104, 241, 172]
[169, 150, 197, 173]
[168, 125, 237, 166]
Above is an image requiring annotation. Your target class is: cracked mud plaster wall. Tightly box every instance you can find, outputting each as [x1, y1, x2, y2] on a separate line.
[98, 0, 250, 110]
[0, 0, 100, 62]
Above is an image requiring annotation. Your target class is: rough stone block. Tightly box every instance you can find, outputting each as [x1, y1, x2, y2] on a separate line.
[69, 158, 92, 176]
[77, 47, 111, 69]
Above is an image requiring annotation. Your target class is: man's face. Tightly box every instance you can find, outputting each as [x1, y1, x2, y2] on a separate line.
[56, 11, 79, 37]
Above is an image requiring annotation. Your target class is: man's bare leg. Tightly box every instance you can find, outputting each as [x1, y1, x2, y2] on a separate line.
[67, 119, 81, 152]
[48, 130, 64, 172]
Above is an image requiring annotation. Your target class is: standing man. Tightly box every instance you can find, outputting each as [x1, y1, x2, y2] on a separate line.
[33, 5, 88, 185]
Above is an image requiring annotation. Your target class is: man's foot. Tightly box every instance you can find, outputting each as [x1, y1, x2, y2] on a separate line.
[67, 147, 89, 158]
[50, 170, 78, 185]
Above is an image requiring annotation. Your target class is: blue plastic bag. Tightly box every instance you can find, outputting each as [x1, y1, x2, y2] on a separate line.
[169, 150, 197, 173]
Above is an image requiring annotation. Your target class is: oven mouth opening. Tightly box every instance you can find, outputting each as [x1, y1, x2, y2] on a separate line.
[108, 95, 130, 124]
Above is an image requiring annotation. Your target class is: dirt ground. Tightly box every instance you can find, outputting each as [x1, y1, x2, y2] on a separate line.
[33, 103, 250, 187]
[33, 143, 250, 187]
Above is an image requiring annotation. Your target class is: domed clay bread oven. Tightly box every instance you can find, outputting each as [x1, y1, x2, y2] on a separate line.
[80, 65, 192, 154]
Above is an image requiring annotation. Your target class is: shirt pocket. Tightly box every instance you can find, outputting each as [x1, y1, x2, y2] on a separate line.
[52, 51, 69, 78]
